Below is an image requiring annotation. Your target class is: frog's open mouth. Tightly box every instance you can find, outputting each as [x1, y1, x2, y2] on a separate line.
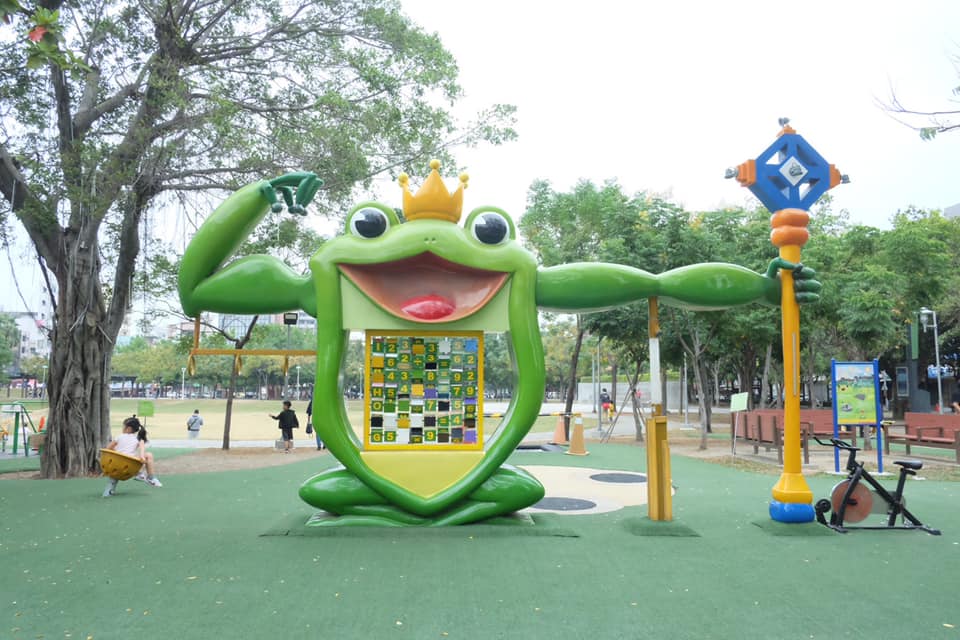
[339, 253, 508, 322]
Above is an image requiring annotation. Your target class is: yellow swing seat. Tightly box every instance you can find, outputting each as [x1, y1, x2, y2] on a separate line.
[100, 448, 144, 481]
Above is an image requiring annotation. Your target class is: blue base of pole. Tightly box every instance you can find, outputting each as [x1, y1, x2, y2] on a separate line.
[769, 499, 815, 523]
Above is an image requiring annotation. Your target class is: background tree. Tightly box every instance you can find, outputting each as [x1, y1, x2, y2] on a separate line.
[0, 313, 20, 380]
[521, 179, 630, 435]
[0, 0, 515, 477]
[882, 54, 960, 139]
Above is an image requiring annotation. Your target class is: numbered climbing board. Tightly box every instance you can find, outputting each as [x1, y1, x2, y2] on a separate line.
[364, 332, 483, 450]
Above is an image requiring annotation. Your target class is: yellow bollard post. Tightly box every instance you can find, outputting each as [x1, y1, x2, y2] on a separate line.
[646, 414, 671, 521]
[566, 414, 589, 456]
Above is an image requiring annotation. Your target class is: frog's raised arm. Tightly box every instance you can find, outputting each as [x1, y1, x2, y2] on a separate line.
[536, 260, 819, 312]
[178, 176, 319, 318]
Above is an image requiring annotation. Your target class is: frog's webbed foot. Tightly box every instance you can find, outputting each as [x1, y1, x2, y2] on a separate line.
[299, 468, 428, 526]
[427, 464, 545, 527]
[307, 512, 426, 528]
[299, 465, 545, 527]
[261, 172, 322, 216]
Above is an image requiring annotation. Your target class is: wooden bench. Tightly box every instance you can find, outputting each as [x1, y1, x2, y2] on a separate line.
[731, 410, 784, 462]
[886, 412, 960, 463]
[732, 409, 877, 463]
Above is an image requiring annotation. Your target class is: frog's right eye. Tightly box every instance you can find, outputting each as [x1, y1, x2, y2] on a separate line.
[349, 207, 390, 239]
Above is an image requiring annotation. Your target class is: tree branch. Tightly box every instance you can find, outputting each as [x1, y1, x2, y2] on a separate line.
[105, 184, 146, 338]
[0, 142, 60, 265]
[74, 78, 144, 137]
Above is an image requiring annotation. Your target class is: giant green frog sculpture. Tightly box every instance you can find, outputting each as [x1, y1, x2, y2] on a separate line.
[179, 161, 819, 526]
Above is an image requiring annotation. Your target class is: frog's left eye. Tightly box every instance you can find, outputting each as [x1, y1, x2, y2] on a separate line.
[349, 207, 390, 239]
[470, 212, 510, 245]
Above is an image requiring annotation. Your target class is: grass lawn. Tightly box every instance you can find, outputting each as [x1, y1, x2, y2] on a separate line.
[3, 398, 590, 444]
[2, 442, 959, 639]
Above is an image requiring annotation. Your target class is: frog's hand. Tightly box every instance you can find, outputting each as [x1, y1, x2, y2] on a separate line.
[178, 179, 316, 317]
[536, 262, 778, 312]
[764, 259, 821, 306]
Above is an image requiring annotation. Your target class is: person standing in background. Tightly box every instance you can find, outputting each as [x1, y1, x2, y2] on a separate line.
[269, 400, 299, 453]
[306, 397, 324, 450]
[186, 409, 203, 441]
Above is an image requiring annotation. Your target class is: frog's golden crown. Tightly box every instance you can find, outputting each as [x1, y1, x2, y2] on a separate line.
[399, 159, 469, 223]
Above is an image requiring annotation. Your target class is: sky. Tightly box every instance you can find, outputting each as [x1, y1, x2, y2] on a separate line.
[360, 0, 960, 226]
[3, 0, 960, 322]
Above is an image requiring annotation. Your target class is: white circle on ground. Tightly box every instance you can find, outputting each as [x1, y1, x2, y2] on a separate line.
[518, 465, 674, 516]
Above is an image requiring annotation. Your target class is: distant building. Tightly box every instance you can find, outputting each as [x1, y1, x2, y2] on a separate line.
[162, 311, 317, 343]
[8, 310, 52, 376]
[267, 312, 317, 331]
[220, 312, 316, 334]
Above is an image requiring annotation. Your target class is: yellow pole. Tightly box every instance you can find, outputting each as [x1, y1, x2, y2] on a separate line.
[769, 208, 814, 520]
[646, 414, 671, 520]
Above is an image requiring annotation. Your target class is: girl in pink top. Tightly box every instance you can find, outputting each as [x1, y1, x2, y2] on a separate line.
[103, 416, 162, 496]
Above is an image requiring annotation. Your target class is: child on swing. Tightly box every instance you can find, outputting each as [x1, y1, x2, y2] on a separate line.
[103, 416, 162, 497]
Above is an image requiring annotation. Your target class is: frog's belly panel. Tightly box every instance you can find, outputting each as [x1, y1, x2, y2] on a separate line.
[360, 451, 485, 499]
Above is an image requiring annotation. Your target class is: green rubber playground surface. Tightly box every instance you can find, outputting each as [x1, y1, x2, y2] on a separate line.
[2, 443, 958, 640]
[0, 448, 196, 475]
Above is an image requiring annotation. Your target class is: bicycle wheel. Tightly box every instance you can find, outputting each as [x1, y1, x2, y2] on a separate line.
[830, 480, 873, 523]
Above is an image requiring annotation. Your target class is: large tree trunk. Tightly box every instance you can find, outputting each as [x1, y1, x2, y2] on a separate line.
[42, 240, 114, 477]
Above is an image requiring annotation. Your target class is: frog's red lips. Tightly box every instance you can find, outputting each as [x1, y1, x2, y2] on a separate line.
[339, 253, 508, 322]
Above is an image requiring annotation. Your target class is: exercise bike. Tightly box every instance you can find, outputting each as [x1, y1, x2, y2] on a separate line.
[812, 436, 940, 535]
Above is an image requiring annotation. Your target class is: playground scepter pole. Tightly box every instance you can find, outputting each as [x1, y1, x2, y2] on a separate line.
[727, 118, 847, 523]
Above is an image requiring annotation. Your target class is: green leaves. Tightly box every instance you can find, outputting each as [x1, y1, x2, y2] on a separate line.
[16, 6, 90, 72]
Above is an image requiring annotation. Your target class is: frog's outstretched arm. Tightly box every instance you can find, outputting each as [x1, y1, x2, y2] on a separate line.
[536, 259, 820, 312]
[178, 174, 320, 317]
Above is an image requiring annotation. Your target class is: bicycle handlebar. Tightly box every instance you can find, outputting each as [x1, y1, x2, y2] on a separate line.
[811, 435, 860, 451]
